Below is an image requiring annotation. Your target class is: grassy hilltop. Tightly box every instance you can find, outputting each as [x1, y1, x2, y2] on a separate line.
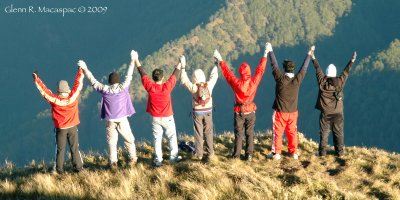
[0, 131, 399, 200]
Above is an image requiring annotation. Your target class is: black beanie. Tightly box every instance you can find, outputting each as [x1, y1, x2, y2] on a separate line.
[108, 72, 120, 85]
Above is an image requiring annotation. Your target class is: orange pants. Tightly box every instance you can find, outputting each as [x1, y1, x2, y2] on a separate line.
[271, 111, 298, 154]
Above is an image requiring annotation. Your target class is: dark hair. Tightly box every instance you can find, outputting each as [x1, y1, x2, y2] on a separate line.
[283, 60, 295, 73]
[152, 68, 164, 82]
[108, 72, 120, 84]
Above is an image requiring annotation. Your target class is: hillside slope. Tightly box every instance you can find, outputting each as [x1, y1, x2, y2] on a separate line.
[1, 132, 399, 200]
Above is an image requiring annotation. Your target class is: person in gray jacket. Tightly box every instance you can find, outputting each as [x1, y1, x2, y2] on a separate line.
[311, 49, 357, 157]
[180, 55, 218, 161]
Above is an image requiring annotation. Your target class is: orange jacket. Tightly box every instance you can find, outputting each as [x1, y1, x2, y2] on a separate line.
[219, 57, 267, 113]
[34, 69, 85, 128]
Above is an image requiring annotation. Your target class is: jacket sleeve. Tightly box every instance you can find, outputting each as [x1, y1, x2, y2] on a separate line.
[34, 75, 59, 104]
[180, 69, 197, 93]
[67, 68, 85, 104]
[269, 51, 281, 80]
[165, 69, 179, 91]
[313, 59, 325, 84]
[82, 67, 105, 92]
[219, 61, 239, 87]
[294, 54, 311, 83]
[121, 63, 135, 89]
[252, 57, 267, 85]
[207, 65, 219, 92]
[338, 60, 354, 85]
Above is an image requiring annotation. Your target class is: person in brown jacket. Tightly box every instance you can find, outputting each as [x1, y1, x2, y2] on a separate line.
[311, 50, 357, 157]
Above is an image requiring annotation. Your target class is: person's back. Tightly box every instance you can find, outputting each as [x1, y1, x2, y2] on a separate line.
[214, 45, 268, 161]
[180, 55, 218, 160]
[311, 51, 357, 157]
[315, 63, 352, 114]
[78, 52, 138, 169]
[32, 66, 85, 174]
[136, 54, 182, 166]
[267, 43, 313, 160]
[271, 53, 310, 113]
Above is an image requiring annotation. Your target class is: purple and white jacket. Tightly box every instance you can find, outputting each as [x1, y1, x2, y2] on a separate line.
[83, 65, 135, 121]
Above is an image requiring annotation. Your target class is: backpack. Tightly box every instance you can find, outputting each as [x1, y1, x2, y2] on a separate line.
[195, 82, 210, 106]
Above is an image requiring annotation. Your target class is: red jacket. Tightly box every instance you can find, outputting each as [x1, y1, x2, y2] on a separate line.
[34, 69, 85, 128]
[220, 57, 267, 113]
[141, 72, 177, 117]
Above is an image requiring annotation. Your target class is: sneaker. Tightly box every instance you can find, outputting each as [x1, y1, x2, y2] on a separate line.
[153, 159, 162, 167]
[272, 153, 281, 160]
[170, 156, 182, 163]
[245, 154, 253, 162]
[292, 153, 299, 160]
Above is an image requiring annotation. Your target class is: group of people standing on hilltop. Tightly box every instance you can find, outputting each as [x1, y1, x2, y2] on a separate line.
[32, 42, 356, 173]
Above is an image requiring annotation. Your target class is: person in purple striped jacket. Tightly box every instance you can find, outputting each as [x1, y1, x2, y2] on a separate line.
[78, 50, 138, 170]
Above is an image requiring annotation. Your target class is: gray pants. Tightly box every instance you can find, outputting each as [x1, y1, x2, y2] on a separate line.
[319, 112, 344, 156]
[54, 126, 83, 173]
[193, 112, 214, 157]
[233, 112, 256, 158]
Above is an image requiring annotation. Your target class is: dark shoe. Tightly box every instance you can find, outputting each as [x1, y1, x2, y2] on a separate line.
[316, 151, 326, 157]
[245, 154, 253, 162]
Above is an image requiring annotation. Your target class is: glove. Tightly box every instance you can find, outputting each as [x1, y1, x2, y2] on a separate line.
[264, 42, 272, 57]
[131, 50, 138, 61]
[351, 51, 357, 62]
[213, 49, 222, 62]
[308, 45, 315, 57]
[32, 70, 38, 80]
[77, 60, 88, 70]
[180, 55, 186, 68]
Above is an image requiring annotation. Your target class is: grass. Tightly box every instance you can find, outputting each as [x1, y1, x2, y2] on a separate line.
[0, 131, 399, 200]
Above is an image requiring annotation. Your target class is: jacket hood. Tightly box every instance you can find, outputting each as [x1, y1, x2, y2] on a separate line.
[239, 62, 251, 80]
[192, 69, 206, 84]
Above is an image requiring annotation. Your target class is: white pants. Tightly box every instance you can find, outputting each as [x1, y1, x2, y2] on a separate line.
[106, 118, 137, 163]
[152, 115, 179, 163]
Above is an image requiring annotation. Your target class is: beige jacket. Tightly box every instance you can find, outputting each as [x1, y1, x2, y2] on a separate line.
[181, 66, 218, 112]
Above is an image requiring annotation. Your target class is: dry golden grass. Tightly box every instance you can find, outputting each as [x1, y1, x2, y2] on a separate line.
[0, 131, 399, 200]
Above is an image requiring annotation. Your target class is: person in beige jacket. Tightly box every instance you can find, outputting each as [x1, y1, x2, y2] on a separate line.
[180, 55, 218, 161]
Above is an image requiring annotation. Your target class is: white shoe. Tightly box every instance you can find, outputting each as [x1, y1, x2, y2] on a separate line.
[292, 153, 299, 160]
[272, 153, 281, 160]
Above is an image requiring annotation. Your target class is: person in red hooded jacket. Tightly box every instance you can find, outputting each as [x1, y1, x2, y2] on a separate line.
[213, 43, 269, 161]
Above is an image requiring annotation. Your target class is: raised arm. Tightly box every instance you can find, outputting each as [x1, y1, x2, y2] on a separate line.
[214, 49, 239, 86]
[298, 45, 314, 73]
[252, 43, 269, 84]
[33, 71, 59, 103]
[164, 60, 182, 91]
[68, 67, 85, 103]
[121, 50, 137, 89]
[78, 60, 105, 92]
[180, 55, 197, 93]
[269, 47, 281, 80]
[339, 51, 357, 82]
[207, 65, 219, 91]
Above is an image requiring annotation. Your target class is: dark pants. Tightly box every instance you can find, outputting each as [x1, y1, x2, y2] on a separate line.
[233, 112, 256, 158]
[193, 112, 214, 157]
[318, 112, 344, 156]
[55, 126, 83, 172]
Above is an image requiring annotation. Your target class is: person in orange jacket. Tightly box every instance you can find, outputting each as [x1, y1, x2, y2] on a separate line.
[213, 43, 269, 161]
[32, 65, 85, 174]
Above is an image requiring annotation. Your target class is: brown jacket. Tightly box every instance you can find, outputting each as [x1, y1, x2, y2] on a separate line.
[313, 59, 354, 114]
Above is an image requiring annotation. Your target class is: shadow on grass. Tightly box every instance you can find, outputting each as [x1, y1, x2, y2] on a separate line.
[278, 174, 302, 187]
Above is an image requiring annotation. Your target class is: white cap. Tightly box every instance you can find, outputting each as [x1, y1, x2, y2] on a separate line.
[326, 64, 337, 77]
